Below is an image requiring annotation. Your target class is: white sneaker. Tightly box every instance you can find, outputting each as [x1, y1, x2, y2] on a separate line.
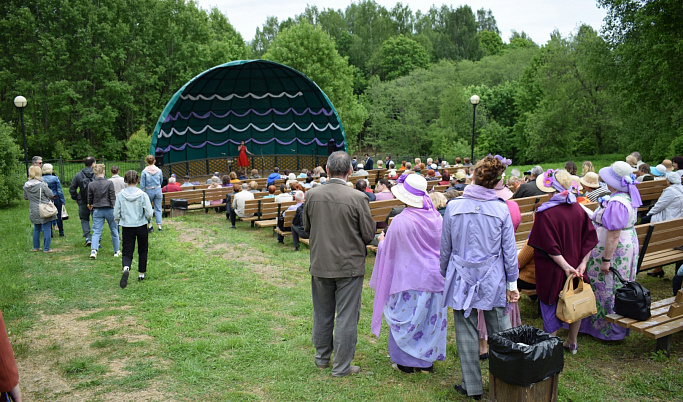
[114, 251, 122, 257]
[90, 249, 97, 260]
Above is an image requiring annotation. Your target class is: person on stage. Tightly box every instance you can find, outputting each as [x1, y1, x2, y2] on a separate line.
[237, 141, 254, 169]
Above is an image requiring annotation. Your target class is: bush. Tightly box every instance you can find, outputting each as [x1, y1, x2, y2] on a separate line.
[126, 126, 152, 160]
[0, 120, 25, 206]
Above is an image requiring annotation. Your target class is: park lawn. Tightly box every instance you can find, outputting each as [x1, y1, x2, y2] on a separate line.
[1, 199, 681, 401]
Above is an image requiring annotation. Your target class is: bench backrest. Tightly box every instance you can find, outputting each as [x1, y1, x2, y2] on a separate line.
[369, 198, 405, 223]
[637, 217, 683, 254]
[163, 189, 205, 207]
[279, 209, 297, 228]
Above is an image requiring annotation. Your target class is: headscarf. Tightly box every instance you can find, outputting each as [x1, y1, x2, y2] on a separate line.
[536, 170, 576, 213]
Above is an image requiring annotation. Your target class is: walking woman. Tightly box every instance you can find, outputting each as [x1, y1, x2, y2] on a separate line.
[440, 155, 519, 399]
[140, 155, 163, 232]
[24, 165, 55, 252]
[114, 170, 153, 289]
[237, 140, 253, 170]
[41, 163, 66, 237]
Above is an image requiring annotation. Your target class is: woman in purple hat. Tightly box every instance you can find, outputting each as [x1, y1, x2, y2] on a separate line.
[369, 173, 447, 374]
[583, 161, 642, 340]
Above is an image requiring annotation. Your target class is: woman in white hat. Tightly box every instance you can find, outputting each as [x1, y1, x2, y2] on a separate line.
[582, 161, 642, 340]
[369, 173, 447, 374]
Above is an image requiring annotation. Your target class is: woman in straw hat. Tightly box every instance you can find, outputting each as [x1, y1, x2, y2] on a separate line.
[582, 161, 642, 340]
[440, 155, 519, 399]
[369, 173, 447, 374]
[527, 169, 599, 353]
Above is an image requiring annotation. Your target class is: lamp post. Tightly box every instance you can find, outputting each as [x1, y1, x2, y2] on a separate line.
[14, 96, 28, 176]
[469, 94, 480, 163]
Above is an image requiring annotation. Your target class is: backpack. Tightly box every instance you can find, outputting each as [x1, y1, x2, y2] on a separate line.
[79, 170, 94, 199]
[292, 204, 304, 228]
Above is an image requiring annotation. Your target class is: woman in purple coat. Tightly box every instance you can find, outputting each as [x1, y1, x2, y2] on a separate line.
[440, 156, 519, 399]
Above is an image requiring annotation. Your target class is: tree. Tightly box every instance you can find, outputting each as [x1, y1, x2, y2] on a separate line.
[479, 30, 504, 56]
[263, 23, 367, 152]
[372, 35, 431, 81]
[597, 0, 683, 160]
[0, 120, 24, 206]
[476, 8, 500, 35]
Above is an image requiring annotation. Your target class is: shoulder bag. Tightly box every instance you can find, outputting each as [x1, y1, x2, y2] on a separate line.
[556, 276, 597, 323]
[610, 267, 651, 321]
[39, 185, 58, 218]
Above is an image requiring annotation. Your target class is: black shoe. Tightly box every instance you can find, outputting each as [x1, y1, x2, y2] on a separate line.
[138, 276, 145, 282]
[647, 270, 665, 277]
[294, 246, 300, 251]
[148, 226, 154, 233]
[454, 384, 482, 400]
[230, 226, 236, 229]
[85, 239, 91, 247]
[59, 232, 65, 237]
[479, 353, 488, 360]
[120, 269, 129, 289]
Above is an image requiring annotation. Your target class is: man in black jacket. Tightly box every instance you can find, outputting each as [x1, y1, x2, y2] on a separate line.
[69, 156, 96, 246]
[512, 165, 546, 199]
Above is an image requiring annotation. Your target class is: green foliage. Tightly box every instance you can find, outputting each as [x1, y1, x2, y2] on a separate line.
[263, 22, 367, 151]
[126, 126, 152, 160]
[0, 0, 247, 160]
[372, 35, 430, 80]
[479, 30, 504, 56]
[0, 120, 24, 206]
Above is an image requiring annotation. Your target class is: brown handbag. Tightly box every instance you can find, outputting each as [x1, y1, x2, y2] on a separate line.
[556, 276, 597, 323]
[39, 186, 58, 219]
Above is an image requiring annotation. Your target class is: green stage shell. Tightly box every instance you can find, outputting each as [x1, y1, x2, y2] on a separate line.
[150, 60, 347, 165]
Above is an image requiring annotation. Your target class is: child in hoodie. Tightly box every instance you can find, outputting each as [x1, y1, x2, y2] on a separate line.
[114, 170, 153, 289]
[140, 154, 163, 232]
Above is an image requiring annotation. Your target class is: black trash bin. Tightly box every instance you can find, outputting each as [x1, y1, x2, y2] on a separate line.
[170, 198, 188, 218]
[489, 325, 564, 387]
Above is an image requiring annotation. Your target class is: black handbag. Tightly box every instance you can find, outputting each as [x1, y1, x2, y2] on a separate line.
[609, 267, 651, 320]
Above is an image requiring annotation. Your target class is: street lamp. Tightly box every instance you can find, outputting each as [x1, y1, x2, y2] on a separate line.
[14, 96, 28, 176]
[470, 94, 480, 163]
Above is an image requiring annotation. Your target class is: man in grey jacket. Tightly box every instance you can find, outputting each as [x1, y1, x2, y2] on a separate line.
[303, 151, 375, 377]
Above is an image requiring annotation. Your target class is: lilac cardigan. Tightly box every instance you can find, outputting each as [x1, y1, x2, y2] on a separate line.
[439, 192, 519, 317]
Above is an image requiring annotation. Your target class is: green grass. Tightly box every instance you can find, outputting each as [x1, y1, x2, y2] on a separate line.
[1, 196, 681, 401]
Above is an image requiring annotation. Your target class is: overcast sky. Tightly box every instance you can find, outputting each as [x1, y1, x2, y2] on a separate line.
[194, 0, 607, 45]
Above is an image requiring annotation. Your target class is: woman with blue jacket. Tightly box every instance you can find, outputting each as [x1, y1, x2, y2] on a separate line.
[114, 170, 153, 289]
[140, 155, 163, 232]
[42, 163, 66, 237]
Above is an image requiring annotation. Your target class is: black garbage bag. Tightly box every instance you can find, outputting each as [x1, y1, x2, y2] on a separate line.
[488, 325, 564, 387]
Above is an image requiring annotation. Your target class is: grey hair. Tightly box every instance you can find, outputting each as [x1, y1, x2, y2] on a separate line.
[327, 151, 352, 178]
[168, 176, 176, 183]
[294, 190, 305, 202]
[42, 163, 54, 175]
[530, 165, 544, 178]
[32, 155, 42, 164]
[631, 151, 642, 161]
[241, 182, 249, 190]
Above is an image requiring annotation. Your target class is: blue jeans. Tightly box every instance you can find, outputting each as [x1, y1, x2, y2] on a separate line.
[92, 208, 119, 253]
[33, 222, 52, 251]
[145, 189, 162, 225]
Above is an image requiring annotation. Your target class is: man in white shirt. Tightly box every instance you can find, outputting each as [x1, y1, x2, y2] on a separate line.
[229, 183, 255, 228]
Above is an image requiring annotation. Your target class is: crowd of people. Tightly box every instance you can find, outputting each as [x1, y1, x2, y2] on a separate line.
[14, 149, 683, 399]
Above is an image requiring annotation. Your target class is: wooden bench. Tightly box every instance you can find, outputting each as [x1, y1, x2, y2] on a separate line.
[273, 209, 297, 242]
[635, 217, 683, 273]
[238, 198, 263, 226]
[254, 200, 296, 229]
[202, 187, 233, 213]
[163, 189, 207, 215]
[606, 291, 683, 356]
[513, 194, 550, 213]
[637, 179, 667, 212]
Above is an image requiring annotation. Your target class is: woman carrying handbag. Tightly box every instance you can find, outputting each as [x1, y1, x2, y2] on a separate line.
[528, 169, 598, 354]
[23, 165, 56, 252]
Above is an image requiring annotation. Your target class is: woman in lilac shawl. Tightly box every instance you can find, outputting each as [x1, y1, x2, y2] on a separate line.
[369, 173, 447, 374]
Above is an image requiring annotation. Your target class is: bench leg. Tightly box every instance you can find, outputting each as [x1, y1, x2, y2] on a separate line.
[655, 335, 672, 357]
